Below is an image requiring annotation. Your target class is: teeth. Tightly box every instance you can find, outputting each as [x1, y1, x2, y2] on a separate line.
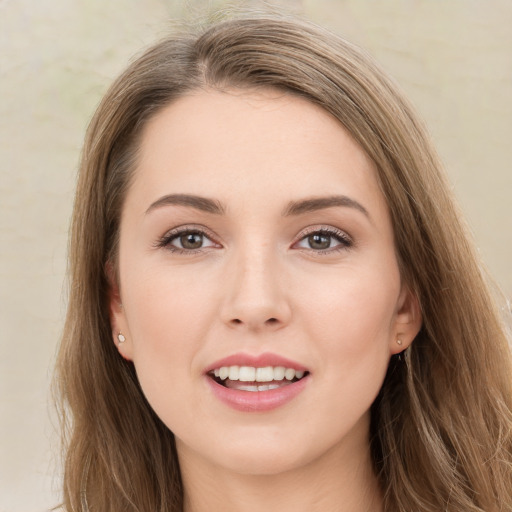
[273, 366, 285, 380]
[212, 365, 306, 383]
[256, 366, 274, 382]
[237, 384, 257, 392]
[228, 366, 239, 380]
[284, 368, 296, 381]
[239, 366, 256, 382]
[237, 383, 288, 392]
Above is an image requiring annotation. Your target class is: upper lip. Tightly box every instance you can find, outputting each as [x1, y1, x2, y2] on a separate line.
[204, 352, 308, 374]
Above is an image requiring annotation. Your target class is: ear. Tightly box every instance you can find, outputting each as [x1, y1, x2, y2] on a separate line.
[106, 261, 133, 361]
[390, 284, 422, 355]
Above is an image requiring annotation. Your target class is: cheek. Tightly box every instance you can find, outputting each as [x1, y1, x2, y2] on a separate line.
[295, 263, 399, 407]
[297, 265, 399, 352]
[121, 266, 215, 387]
[120, 271, 215, 431]
[123, 263, 213, 340]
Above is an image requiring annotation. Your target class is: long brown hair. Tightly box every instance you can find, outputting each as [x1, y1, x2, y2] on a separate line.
[55, 13, 512, 511]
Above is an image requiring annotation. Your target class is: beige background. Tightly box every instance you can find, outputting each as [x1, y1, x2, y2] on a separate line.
[1, 1, 510, 510]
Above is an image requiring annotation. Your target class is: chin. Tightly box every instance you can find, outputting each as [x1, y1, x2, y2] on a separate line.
[176, 422, 343, 478]
[210, 444, 312, 476]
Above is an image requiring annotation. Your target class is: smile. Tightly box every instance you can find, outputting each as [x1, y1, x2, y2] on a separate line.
[209, 366, 307, 392]
[205, 354, 310, 412]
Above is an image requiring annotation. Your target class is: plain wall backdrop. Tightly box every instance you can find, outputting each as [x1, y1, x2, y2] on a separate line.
[1, 0, 511, 510]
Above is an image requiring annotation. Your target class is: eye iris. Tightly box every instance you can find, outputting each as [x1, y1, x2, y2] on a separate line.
[180, 232, 203, 249]
[308, 234, 331, 250]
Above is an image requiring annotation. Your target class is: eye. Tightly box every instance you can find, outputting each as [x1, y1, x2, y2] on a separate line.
[156, 227, 219, 253]
[174, 231, 212, 250]
[294, 228, 352, 252]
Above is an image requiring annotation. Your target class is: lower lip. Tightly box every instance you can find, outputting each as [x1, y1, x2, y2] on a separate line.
[206, 375, 309, 412]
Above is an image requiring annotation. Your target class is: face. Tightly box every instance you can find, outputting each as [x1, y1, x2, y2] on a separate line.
[111, 88, 420, 476]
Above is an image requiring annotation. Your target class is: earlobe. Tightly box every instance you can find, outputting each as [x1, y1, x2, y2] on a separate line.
[115, 331, 133, 361]
[391, 285, 422, 354]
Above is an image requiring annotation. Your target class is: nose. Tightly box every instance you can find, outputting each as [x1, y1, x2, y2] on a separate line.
[220, 248, 292, 332]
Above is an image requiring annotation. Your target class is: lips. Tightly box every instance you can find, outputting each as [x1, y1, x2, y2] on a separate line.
[204, 352, 310, 412]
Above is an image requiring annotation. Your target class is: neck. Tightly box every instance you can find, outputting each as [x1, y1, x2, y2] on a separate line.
[178, 430, 383, 512]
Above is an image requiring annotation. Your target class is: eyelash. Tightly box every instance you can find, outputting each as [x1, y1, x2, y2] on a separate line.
[155, 225, 353, 255]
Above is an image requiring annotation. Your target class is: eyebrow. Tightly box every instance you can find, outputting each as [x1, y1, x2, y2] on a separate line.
[145, 193, 370, 220]
[282, 195, 371, 220]
[145, 194, 225, 215]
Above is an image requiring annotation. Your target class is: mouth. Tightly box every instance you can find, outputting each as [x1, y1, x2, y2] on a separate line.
[208, 365, 309, 392]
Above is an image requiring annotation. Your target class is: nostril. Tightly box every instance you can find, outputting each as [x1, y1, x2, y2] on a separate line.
[227, 317, 282, 328]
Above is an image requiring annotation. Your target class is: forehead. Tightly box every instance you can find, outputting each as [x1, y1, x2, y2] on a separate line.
[129, 88, 387, 218]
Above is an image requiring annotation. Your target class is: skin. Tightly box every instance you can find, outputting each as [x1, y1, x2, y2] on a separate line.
[110, 88, 421, 512]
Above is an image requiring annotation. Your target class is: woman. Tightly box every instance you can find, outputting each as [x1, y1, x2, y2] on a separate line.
[55, 13, 512, 512]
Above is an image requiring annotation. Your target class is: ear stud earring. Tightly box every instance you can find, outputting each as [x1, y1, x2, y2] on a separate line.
[117, 333, 126, 344]
[396, 339, 403, 346]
